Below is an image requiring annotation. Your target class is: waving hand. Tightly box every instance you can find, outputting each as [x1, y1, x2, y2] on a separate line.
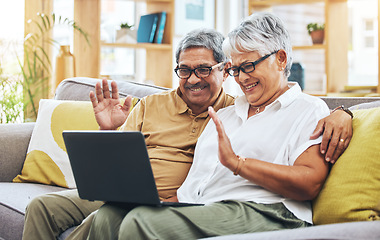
[89, 79, 133, 130]
[208, 106, 238, 170]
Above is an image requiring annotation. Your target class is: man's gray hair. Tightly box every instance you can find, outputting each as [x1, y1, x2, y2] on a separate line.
[223, 12, 293, 77]
[175, 28, 227, 68]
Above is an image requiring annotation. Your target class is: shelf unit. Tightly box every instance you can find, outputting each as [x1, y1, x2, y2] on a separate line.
[248, 0, 349, 95]
[100, 0, 175, 88]
[73, 0, 174, 88]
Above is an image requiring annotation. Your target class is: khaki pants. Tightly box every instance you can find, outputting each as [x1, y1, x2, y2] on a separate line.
[88, 200, 310, 240]
[23, 189, 103, 240]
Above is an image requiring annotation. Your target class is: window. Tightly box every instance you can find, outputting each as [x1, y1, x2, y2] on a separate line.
[100, 0, 136, 79]
[363, 19, 375, 48]
[53, 0, 74, 47]
[365, 36, 375, 48]
[0, 0, 25, 123]
[0, 0, 25, 75]
[348, 0, 378, 86]
[53, 0, 74, 76]
[52, 0, 137, 81]
[365, 19, 374, 31]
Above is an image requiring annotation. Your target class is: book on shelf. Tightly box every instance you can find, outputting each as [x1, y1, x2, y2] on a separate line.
[137, 13, 159, 43]
[153, 12, 166, 44]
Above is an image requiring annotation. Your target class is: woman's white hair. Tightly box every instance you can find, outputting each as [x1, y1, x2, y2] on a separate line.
[223, 12, 293, 77]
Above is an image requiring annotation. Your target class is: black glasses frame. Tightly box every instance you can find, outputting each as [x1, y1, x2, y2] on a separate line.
[174, 62, 223, 79]
[226, 50, 279, 77]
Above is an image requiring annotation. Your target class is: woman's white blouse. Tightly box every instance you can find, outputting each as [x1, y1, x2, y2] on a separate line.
[177, 83, 330, 223]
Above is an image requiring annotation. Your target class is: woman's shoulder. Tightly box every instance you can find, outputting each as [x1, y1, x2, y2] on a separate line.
[294, 93, 330, 116]
[297, 92, 328, 107]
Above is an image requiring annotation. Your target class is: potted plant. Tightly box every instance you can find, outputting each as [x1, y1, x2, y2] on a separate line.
[0, 62, 23, 123]
[116, 22, 136, 43]
[307, 23, 325, 44]
[19, 12, 89, 121]
[120, 22, 134, 29]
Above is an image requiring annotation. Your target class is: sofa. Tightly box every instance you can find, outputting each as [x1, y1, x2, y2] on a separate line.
[0, 77, 379, 240]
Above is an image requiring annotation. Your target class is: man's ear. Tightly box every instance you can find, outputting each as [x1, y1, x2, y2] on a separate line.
[223, 62, 232, 80]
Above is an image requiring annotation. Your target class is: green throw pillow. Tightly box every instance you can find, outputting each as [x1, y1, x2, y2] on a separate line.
[312, 107, 380, 224]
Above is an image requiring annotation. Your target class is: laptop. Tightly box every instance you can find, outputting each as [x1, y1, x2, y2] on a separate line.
[62, 130, 202, 207]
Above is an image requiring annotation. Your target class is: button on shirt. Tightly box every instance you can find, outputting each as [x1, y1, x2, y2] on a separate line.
[177, 83, 330, 223]
[120, 88, 234, 200]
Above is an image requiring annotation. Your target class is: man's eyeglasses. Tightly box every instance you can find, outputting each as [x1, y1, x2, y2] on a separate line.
[226, 50, 279, 77]
[174, 62, 223, 79]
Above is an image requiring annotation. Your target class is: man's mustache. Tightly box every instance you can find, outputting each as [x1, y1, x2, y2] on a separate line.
[185, 83, 208, 89]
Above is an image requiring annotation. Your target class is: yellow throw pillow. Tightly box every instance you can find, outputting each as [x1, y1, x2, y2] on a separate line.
[312, 107, 380, 224]
[13, 98, 138, 188]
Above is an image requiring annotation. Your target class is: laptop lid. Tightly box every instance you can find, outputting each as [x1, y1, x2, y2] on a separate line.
[62, 130, 162, 206]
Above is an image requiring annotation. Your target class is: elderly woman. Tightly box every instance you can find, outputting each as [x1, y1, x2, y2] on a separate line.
[87, 13, 333, 239]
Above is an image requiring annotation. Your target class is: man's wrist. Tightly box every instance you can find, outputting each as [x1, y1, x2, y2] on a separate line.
[332, 105, 354, 119]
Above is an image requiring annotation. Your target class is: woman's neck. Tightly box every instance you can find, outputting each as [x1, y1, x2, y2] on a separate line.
[247, 84, 290, 118]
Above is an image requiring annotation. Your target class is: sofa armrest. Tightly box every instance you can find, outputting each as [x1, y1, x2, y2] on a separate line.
[0, 122, 35, 182]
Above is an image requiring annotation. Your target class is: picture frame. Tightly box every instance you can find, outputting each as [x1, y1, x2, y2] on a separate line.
[175, 0, 215, 36]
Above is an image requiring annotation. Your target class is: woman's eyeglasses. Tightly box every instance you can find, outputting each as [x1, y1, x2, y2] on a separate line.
[226, 50, 279, 77]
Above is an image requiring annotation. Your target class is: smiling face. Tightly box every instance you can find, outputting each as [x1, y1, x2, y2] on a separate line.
[177, 47, 227, 115]
[230, 50, 289, 108]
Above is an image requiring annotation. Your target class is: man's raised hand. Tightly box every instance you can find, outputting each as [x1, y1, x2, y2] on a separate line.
[89, 79, 133, 130]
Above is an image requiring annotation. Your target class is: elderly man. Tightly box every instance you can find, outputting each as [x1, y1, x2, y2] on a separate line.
[23, 28, 352, 240]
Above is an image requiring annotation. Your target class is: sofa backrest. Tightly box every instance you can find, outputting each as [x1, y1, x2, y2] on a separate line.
[55, 77, 169, 101]
[320, 97, 380, 109]
[55, 77, 380, 110]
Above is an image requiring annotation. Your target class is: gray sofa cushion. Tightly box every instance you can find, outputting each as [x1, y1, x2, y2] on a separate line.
[0, 123, 35, 182]
[204, 220, 380, 240]
[0, 201, 24, 240]
[0, 183, 66, 240]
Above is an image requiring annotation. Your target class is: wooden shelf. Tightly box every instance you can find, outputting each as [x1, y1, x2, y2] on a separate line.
[293, 44, 326, 50]
[344, 85, 378, 92]
[250, 0, 325, 7]
[137, 0, 173, 2]
[101, 42, 172, 51]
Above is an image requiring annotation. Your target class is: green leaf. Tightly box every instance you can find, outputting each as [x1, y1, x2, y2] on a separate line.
[19, 12, 91, 120]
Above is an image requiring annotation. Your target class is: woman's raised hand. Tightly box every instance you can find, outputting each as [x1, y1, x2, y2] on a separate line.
[208, 106, 238, 171]
[90, 79, 133, 130]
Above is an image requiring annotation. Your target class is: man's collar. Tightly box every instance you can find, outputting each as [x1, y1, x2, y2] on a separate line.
[175, 88, 189, 114]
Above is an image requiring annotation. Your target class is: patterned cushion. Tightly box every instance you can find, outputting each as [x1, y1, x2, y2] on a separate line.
[13, 98, 138, 188]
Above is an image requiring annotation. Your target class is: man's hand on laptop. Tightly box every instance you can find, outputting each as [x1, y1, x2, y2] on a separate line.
[90, 78, 133, 130]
